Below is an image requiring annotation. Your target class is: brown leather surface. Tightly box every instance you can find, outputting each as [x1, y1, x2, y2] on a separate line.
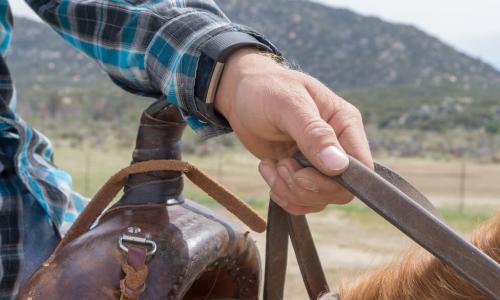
[123, 100, 186, 204]
[17, 102, 261, 299]
[50, 159, 266, 254]
[288, 214, 329, 298]
[18, 201, 260, 299]
[120, 245, 148, 300]
[263, 201, 288, 300]
[264, 201, 329, 300]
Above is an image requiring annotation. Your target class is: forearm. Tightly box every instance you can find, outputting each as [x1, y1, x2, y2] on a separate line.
[25, 0, 277, 136]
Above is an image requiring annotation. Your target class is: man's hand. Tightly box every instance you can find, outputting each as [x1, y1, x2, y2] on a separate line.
[215, 48, 373, 215]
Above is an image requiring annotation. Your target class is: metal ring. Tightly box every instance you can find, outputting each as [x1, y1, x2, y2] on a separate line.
[118, 234, 157, 256]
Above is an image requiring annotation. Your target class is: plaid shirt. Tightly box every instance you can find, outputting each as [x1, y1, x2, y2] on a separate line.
[0, 0, 274, 298]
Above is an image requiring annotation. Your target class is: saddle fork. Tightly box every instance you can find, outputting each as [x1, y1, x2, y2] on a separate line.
[264, 154, 500, 300]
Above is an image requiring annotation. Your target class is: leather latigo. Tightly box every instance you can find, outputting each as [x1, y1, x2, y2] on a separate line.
[17, 102, 261, 299]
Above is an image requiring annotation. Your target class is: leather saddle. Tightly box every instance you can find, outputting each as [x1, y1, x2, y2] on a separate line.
[17, 101, 261, 299]
[17, 100, 500, 299]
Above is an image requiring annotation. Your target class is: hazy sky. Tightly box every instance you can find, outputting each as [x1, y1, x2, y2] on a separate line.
[10, 0, 500, 68]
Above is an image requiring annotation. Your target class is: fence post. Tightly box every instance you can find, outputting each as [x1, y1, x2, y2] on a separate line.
[458, 160, 466, 213]
[84, 144, 91, 196]
[217, 152, 224, 183]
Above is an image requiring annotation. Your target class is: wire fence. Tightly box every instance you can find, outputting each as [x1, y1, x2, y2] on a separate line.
[76, 149, 500, 212]
[386, 160, 499, 211]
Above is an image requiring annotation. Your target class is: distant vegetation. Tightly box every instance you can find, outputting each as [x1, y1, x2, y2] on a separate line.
[8, 0, 500, 160]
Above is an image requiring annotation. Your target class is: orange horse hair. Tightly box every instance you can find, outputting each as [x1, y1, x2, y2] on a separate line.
[322, 211, 499, 299]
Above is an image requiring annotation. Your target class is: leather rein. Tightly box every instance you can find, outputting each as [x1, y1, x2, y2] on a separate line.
[264, 154, 500, 300]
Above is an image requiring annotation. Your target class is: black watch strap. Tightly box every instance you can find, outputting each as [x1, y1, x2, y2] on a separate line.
[201, 31, 273, 62]
[194, 31, 276, 129]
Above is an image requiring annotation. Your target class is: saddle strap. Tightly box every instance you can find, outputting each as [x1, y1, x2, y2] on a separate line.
[52, 159, 267, 256]
[288, 213, 330, 297]
[263, 201, 289, 300]
[264, 201, 330, 300]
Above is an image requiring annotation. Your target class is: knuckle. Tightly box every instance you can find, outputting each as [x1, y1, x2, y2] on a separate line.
[333, 192, 354, 205]
[352, 108, 363, 121]
[289, 204, 326, 215]
[270, 181, 286, 196]
[339, 110, 363, 129]
[279, 158, 297, 168]
[310, 205, 327, 213]
[330, 95, 348, 113]
[285, 206, 305, 216]
[271, 185, 289, 199]
[345, 103, 363, 122]
[296, 191, 327, 206]
[303, 119, 335, 138]
[272, 90, 308, 117]
[287, 194, 307, 206]
[287, 69, 306, 80]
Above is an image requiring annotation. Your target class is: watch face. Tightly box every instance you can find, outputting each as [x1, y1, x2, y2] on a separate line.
[194, 54, 216, 102]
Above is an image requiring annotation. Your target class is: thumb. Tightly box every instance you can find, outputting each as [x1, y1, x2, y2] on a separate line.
[283, 107, 349, 176]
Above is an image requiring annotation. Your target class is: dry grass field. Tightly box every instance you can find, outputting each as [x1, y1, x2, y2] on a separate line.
[55, 146, 499, 298]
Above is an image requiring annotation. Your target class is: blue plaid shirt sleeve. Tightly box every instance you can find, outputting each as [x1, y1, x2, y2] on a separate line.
[25, 0, 275, 137]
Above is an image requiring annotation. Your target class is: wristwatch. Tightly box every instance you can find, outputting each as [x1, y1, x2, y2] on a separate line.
[194, 31, 276, 129]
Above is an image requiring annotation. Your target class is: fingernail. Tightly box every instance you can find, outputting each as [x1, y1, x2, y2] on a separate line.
[277, 165, 295, 189]
[271, 193, 288, 208]
[317, 146, 349, 172]
[295, 177, 319, 193]
[259, 163, 276, 187]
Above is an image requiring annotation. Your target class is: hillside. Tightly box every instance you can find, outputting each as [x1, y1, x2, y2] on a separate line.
[218, 0, 500, 89]
[9, 18, 100, 86]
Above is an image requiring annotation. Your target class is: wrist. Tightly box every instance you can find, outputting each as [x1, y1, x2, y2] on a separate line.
[215, 48, 283, 120]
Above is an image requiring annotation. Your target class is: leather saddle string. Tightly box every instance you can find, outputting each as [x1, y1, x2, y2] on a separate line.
[264, 201, 330, 300]
[288, 213, 330, 298]
[263, 201, 289, 300]
[52, 159, 267, 256]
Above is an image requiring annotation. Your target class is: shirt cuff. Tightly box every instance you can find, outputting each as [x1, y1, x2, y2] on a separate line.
[145, 17, 279, 138]
[193, 31, 277, 131]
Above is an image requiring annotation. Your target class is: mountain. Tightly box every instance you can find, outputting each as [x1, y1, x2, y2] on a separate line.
[9, 0, 500, 91]
[216, 0, 500, 90]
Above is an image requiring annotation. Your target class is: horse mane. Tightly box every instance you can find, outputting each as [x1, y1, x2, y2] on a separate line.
[336, 211, 500, 300]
